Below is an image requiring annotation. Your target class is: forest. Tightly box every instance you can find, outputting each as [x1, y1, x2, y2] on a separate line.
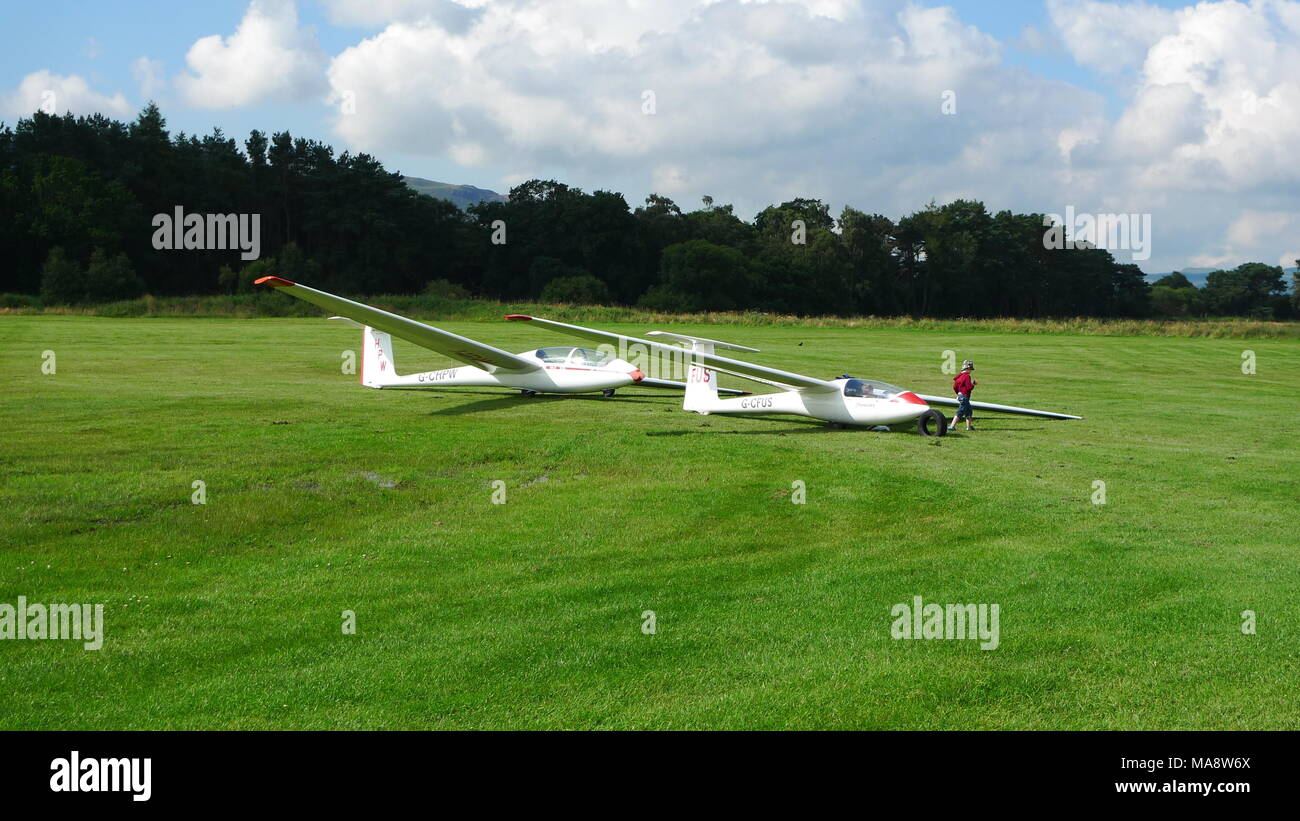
[2, 105, 1296, 319]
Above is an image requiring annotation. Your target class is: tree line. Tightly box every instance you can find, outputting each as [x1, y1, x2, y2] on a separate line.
[2, 105, 1297, 319]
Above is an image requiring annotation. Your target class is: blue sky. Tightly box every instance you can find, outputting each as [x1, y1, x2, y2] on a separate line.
[3, 2, 332, 142]
[4, 0, 1299, 273]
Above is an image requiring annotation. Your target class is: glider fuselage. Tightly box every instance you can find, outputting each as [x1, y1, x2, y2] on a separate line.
[688, 371, 931, 426]
[375, 349, 640, 394]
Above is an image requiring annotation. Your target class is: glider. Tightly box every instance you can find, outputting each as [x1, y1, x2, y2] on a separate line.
[505, 315, 1081, 435]
[255, 276, 748, 397]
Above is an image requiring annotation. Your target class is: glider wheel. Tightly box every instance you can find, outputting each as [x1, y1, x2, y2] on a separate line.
[602, 389, 616, 398]
[917, 409, 948, 437]
[520, 389, 537, 398]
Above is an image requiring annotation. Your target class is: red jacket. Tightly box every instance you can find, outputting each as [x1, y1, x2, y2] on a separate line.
[953, 372, 974, 396]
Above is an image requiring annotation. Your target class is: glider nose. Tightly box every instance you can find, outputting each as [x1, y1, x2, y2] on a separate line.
[897, 391, 928, 406]
[629, 369, 645, 382]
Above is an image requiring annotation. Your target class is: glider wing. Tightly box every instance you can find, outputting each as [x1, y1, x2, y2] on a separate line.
[914, 394, 1082, 420]
[258, 277, 541, 374]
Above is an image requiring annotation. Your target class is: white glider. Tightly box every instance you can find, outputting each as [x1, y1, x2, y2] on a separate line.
[505, 315, 1081, 435]
[256, 276, 748, 397]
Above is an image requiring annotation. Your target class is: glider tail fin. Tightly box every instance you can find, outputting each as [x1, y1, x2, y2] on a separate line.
[681, 340, 719, 414]
[361, 327, 398, 388]
[330, 317, 398, 388]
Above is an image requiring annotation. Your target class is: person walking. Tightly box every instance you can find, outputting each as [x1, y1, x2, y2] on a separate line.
[952, 359, 978, 431]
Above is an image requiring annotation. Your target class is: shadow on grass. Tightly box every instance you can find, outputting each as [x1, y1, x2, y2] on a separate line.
[646, 427, 847, 437]
[963, 428, 1040, 432]
[952, 423, 1052, 432]
[646, 416, 870, 436]
[424, 391, 675, 417]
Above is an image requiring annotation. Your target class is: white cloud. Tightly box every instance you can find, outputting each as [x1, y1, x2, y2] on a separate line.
[1012, 24, 1051, 53]
[1188, 251, 1236, 269]
[1047, 0, 1178, 78]
[2, 70, 132, 119]
[1192, 208, 1300, 270]
[320, 0, 486, 30]
[1051, 0, 1300, 267]
[325, 0, 1092, 220]
[176, 0, 327, 108]
[1226, 210, 1294, 248]
[1198, 210, 1300, 269]
[132, 57, 166, 99]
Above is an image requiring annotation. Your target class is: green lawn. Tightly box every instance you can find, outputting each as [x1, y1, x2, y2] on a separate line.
[0, 315, 1296, 729]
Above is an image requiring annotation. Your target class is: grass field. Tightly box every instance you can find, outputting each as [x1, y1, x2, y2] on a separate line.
[1, 314, 1297, 729]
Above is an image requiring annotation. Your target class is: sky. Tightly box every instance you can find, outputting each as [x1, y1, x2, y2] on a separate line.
[3, 0, 1299, 273]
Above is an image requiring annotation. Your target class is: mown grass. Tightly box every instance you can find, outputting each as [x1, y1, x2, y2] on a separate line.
[5, 291, 1297, 338]
[0, 315, 1297, 729]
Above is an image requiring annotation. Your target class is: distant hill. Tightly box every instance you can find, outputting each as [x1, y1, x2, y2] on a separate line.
[403, 176, 507, 209]
[1145, 266, 1299, 287]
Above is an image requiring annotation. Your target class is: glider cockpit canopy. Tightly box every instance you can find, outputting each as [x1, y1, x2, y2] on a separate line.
[842, 378, 907, 399]
[532, 346, 615, 367]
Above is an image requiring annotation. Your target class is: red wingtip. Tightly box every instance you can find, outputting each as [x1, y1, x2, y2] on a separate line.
[504, 314, 532, 321]
[254, 276, 296, 287]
